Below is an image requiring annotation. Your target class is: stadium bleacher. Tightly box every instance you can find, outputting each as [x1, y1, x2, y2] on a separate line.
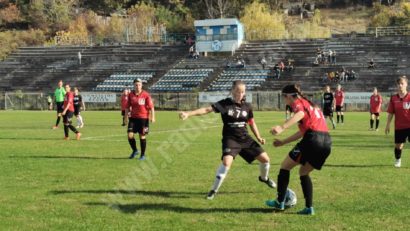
[94, 72, 155, 92]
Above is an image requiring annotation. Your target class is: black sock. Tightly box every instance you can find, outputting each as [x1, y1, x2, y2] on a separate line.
[140, 139, 147, 156]
[300, 175, 313, 208]
[64, 125, 69, 137]
[395, 148, 402, 159]
[56, 116, 61, 126]
[370, 119, 374, 128]
[277, 169, 290, 202]
[68, 124, 78, 133]
[376, 119, 379, 129]
[341, 115, 344, 123]
[337, 115, 340, 123]
[128, 138, 137, 151]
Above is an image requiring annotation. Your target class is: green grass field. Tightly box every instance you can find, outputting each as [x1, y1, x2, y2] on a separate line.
[1, 111, 410, 230]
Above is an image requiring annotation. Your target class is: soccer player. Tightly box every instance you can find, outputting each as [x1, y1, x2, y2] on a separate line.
[179, 80, 276, 200]
[266, 84, 332, 215]
[323, 85, 336, 129]
[125, 79, 155, 160]
[62, 84, 81, 140]
[335, 84, 345, 124]
[369, 87, 382, 131]
[385, 76, 410, 168]
[73, 87, 85, 128]
[52, 80, 66, 129]
[121, 89, 130, 126]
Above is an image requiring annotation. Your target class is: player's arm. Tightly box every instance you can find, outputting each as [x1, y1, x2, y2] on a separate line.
[81, 101, 86, 111]
[62, 101, 71, 115]
[249, 119, 265, 145]
[179, 106, 213, 120]
[270, 111, 305, 135]
[149, 107, 155, 123]
[273, 131, 303, 147]
[385, 113, 394, 135]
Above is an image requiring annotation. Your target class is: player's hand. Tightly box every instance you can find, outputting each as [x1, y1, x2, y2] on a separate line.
[179, 112, 189, 120]
[270, 125, 284, 135]
[151, 117, 156, 123]
[385, 126, 390, 135]
[62, 111, 66, 115]
[257, 137, 266, 145]
[273, 139, 284, 147]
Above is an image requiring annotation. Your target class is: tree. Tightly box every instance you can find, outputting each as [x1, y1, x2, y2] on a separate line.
[0, 0, 21, 25]
[240, 0, 286, 40]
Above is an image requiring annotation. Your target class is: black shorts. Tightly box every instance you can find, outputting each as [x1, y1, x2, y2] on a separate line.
[323, 106, 333, 117]
[394, 128, 410, 144]
[222, 136, 264, 164]
[288, 130, 332, 170]
[370, 112, 380, 117]
[127, 118, 149, 135]
[335, 105, 343, 112]
[63, 111, 74, 124]
[286, 105, 293, 113]
[74, 106, 81, 116]
[56, 102, 64, 113]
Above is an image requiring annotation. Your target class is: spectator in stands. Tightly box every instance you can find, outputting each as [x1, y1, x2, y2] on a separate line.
[286, 59, 294, 71]
[331, 50, 337, 65]
[313, 56, 319, 66]
[320, 51, 326, 64]
[189, 46, 194, 58]
[193, 50, 200, 59]
[279, 60, 285, 72]
[328, 50, 332, 64]
[322, 73, 329, 82]
[316, 48, 321, 55]
[334, 71, 340, 82]
[273, 64, 280, 79]
[260, 57, 267, 69]
[187, 36, 193, 46]
[78, 51, 82, 65]
[236, 59, 245, 68]
[368, 59, 375, 69]
[340, 68, 346, 82]
[329, 71, 335, 82]
[348, 70, 357, 80]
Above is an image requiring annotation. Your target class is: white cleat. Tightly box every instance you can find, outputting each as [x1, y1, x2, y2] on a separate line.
[394, 159, 401, 168]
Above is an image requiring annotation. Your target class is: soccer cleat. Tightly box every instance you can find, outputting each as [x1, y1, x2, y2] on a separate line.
[63, 137, 70, 140]
[206, 190, 216, 200]
[76, 125, 80, 128]
[138, 156, 146, 161]
[76, 132, 81, 140]
[265, 200, 285, 211]
[297, 207, 315, 215]
[368, 128, 374, 131]
[129, 150, 139, 159]
[121, 123, 126, 126]
[52, 126, 58, 129]
[79, 124, 84, 128]
[375, 129, 379, 132]
[259, 176, 277, 188]
[394, 159, 401, 168]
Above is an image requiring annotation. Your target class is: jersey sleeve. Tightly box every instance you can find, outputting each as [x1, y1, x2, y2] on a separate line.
[387, 96, 395, 114]
[291, 101, 303, 113]
[211, 99, 225, 113]
[126, 93, 132, 109]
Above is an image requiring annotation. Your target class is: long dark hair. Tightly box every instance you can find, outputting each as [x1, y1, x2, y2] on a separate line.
[231, 80, 246, 103]
[282, 84, 315, 107]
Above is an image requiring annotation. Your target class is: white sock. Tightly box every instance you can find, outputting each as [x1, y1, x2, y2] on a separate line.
[77, 115, 83, 126]
[259, 162, 270, 181]
[211, 164, 229, 192]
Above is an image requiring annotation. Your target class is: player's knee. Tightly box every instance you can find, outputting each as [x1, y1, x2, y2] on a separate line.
[128, 133, 134, 139]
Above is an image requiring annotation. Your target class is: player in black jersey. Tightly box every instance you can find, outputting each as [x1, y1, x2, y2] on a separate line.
[73, 87, 85, 128]
[179, 80, 276, 200]
[322, 85, 336, 129]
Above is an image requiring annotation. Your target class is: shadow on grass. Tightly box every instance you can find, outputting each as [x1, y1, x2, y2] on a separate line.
[0, 137, 62, 141]
[324, 164, 392, 168]
[50, 189, 256, 199]
[84, 202, 273, 214]
[9, 155, 127, 160]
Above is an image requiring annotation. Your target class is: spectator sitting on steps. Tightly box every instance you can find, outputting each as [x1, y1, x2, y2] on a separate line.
[260, 57, 267, 69]
[368, 59, 375, 69]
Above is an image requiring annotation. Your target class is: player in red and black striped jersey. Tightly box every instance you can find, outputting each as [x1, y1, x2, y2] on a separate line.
[335, 84, 345, 124]
[369, 87, 382, 131]
[385, 76, 410, 168]
[73, 87, 85, 129]
[125, 79, 155, 160]
[179, 80, 276, 200]
[266, 84, 332, 215]
[62, 84, 81, 140]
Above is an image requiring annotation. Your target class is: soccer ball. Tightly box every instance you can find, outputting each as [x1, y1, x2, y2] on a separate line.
[284, 188, 297, 208]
